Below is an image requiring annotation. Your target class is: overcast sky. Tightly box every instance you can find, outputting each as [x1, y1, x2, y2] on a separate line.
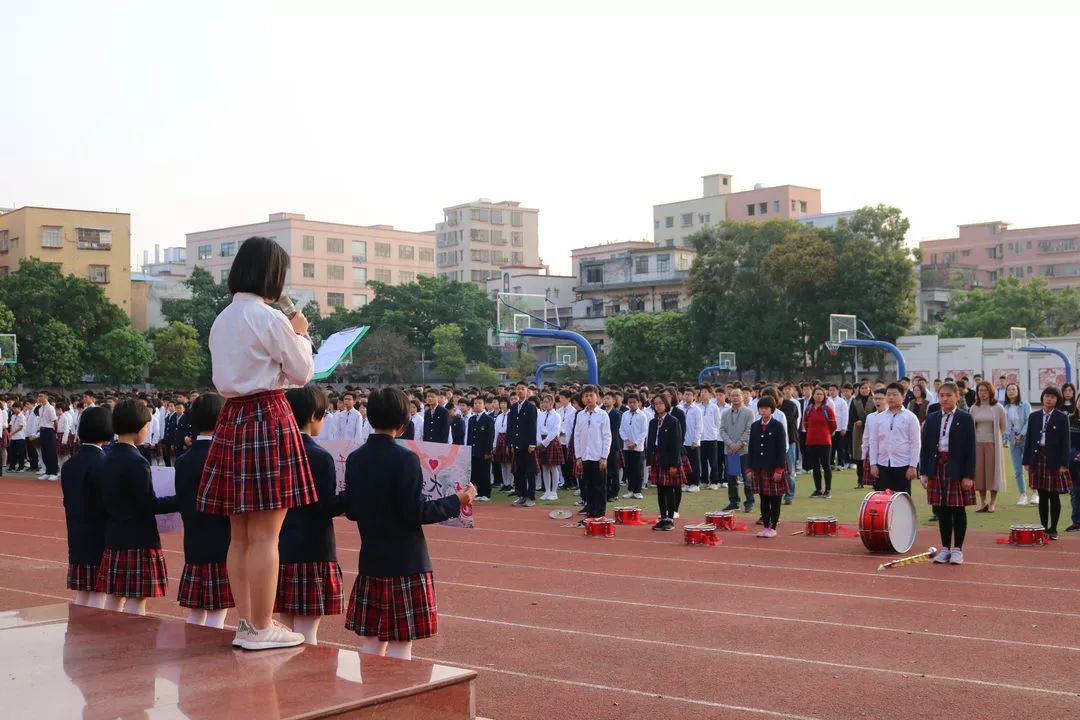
[2, 1, 1078, 276]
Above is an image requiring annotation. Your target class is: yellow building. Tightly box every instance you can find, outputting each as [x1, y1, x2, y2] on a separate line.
[0, 206, 133, 315]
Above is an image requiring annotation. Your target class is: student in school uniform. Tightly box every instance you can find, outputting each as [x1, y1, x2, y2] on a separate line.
[646, 394, 684, 530]
[330, 392, 364, 444]
[602, 391, 622, 502]
[422, 389, 452, 444]
[25, 401, 41, 473]
[698, 386, 722, 490]
[619, 393, 648, 500]
[162, 402, 177, 467]
[573, 385, 612, 521]
[171, 401, 190, 459]
[748, 396, 789, 537]
[467, 396, 495, 502]
[7, 402, 26, 471]
[343, 387, 475, 660]
[56, 401, 74, 462]
[275, 385, 346, 645]
[829, 385, 849, 470]
[679, 388, 704, 492]
[869, 383, 921, 495]
[536, 394, 565, 501]
[919, 382, 977, 564]
[97, 399, 178, 615]
[61, 406, 112, 609]
[402, 398, 423, 440]
[555, 390, 575, 491]
[174, 393, 234, 629]
[1023, 386, 1072, 541]
[508, 382, 539, 507]
[492, 396, 513, 492]
[448, 403, 465, 445]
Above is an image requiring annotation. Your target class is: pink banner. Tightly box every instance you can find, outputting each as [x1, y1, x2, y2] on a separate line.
[1038, 367, 1067, 390]
[946, 369, 974, 382]
[993, 368, 1020, 386]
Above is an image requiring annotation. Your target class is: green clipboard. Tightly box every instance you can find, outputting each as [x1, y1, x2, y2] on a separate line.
[311, 326, 370, 381]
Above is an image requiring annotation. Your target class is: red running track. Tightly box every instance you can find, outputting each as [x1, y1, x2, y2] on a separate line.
[1, 477, 1078, 719]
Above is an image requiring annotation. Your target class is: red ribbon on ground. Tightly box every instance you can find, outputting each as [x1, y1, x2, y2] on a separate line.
[836, 525, 860, 538]
[617, 516, 661, 525]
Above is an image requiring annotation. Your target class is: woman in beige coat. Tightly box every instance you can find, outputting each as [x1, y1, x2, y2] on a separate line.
[970, 381, 1007, 512]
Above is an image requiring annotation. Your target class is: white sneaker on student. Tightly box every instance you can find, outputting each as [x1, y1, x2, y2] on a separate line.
[46, 475, 59, 481]
[633, 493, 644, 500]
[933, 548, 952, 564]
[573, 489, 581, 496]
[241, 620, 305, 650]
[686, 485, 700, 493]
[672, 512, 680, 519]
[948, 549, 964, 565]
[1017, 494, 1029, 506]
[1030, 491, 1039, 504]
[622, 491, 634, 499]
[232, 619, 257, 647]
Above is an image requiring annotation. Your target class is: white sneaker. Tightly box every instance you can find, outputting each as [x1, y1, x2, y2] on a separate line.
[1030, 492, 1039, 504]
[241, 620, 305, 650]
[549, 494, 558, 502]
[633, 493, 644, 500]
[720, 482, 729, 488]
[949, 549, 964, 565]
[232, 619, 257, 647]
[933, 549, 952, 564]
[573, 489, 581, 496]
[1017, 494, 1029, 506]
[476, 496, 490, 502]
[37, 473, 47, 479]
[681, 485, 689, 491]
[622, 492, 634, 499]
[673, 512, 680, 519]
[46, 475, 59, 481]
[756, 529, 770, 537]
[687, 485, 700, 493]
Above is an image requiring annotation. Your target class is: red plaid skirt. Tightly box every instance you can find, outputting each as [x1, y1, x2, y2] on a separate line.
[1029, 447, 1073, 493]
[749, 467, 788, 497]
[178, 562, 235, 611]
[538, 438, 566, 467]
[275, 561, 344, 616]
[925, 452, 975, 507]
[492, 433, 512, 464]
[67, 563, 98, 592]
[860, 458, 873, 486]
[681, 453, 693, 477]
[197, 390, 317, 515]
[345, 572, 438, 642]
[95, 548, 167, 598]
[648, 452, 685, 487]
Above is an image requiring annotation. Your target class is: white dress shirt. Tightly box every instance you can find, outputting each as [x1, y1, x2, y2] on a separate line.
[831, 396, 849, 434]
[699, 401, 721, 442]
[332, 408, 363, 443]
[39, 403, 58, 429]
[619, 409, 648, 451]
[10, 411, 26, 441]
[557, 403, 574, 444]
[209, 292, 314, 398]
[25, 408, 40, 439]
[410, 412, 424, 439]
[58, 411, 73, 444]
[938, 411, 954, 452]
[862, 411, 879, 458]
[537, 409, 561, 448]
[869, 407, 921, 468]
[680, 402, 703, 446]
[573, 407, 612, 462]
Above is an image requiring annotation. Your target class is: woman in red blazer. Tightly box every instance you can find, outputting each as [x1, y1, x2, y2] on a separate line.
[803, 386, 838, 498]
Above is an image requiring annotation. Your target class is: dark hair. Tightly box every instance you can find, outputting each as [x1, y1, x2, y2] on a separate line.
[581, 384, 600, 397]
[757, 395, 776, 411]
[1041, 386, 1064, 407]
[77, 406, 113, 444]
[190, 393, 226, 433]
[227, 236, 289, 300]
[939, 381, 960, 397]
[112, 398, 152, 435]
[974, 380, 997, 406]
[285, 384, 329, 429]
[872, 388, 887, 397]
[885, 382, 904, 395]
[1003, 382, 1023, 405]
[625, 393, 640, 404]
[652, 394, 671, 412]
[368, 387, 412, 431]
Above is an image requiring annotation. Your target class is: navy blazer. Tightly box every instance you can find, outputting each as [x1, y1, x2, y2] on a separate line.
[344, 433, 461, 577]
[607, 408, 622, 461]
[508, 400, 538, 451]
[450, 416, 465, 445]
[1023, 408, 1071, 469]
[919, 410, 977, 481]
[748, 418, 788, 471]
[467, 413, 495, 459]
[174, 439, 231, 564]
[645, 413, 684, 469]
[101, 443, 177, 551]
[60, 445, 108, 565]
[279, 435, 346, 563]
[163, 413, 178, 447]
[423, 405, 450, 444]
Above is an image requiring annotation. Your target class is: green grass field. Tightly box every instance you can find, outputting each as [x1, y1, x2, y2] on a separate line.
[486, 467, 1076, 533]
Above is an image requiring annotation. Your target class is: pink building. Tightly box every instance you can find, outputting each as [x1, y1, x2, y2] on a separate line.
[723, 184, 822, 222]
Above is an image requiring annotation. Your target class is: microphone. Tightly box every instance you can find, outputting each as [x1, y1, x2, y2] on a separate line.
[278, 294, 299, 319]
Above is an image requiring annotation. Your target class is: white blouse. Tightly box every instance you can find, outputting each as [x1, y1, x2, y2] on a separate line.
[209, 293, 313, 398]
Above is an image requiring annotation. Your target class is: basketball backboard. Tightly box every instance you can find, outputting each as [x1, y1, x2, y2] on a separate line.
[555, 345, 579, 368]
[495, 292, 558, 342]
[1010, 326, 1027, 351]
[718, 352, 736, 371]
[829, 314, 857, 349]
[0, 334, 17, 365]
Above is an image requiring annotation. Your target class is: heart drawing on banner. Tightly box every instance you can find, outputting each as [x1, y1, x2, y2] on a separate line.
[428, 458, 440, 471]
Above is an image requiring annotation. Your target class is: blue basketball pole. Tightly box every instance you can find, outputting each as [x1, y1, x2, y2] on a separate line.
[840, 338, 906, 381]
[534, 361, 561, 387]
[520, 328, 599, 384]
[698, 365, 723, 384]
[1019, 345, 1073, 386]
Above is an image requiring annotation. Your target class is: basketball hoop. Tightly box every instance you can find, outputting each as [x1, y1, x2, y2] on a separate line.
[825, 341, 840, 357]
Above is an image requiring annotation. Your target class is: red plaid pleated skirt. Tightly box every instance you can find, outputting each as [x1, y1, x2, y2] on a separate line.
[95, 548, 168, 598]
[67, 563, 98, 592]
[648, 452, 685, 487]
[860, 458, 872, 486]
[345, 572, 438, 642]
[680, 453, 693, 477]
[492, 433, 512, 464]
[275, 561, 344, 616]
[538, 438, 566, 467]
[178, 562, 235, 610]
[926, 452, 975, 507]
[197, 390, 317, 515]
[749, 467, 788, 497]
[1029, 447, 1073, 493]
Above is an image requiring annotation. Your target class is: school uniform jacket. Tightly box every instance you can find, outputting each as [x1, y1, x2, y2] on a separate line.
[101, 443, 177, 551]
[606, 407, 622, 461]
[748, 418, 788, 471]
[279, 435, 346, 563]
[163, 413, 177, 447]
[1023, 408, 1071, 469]
[423, 405, 451, 444]
[344, 433, 461, 577]
[450, 416, 466, 445]
[467, 413, 495, 459]
[645, 413, 684, 469]
[174, 439, 231, 565]
[172, 412, 194, 451]
[919, 410, 977, 481]
[60, 445, 108, 566]
[508, 400, 538, 451]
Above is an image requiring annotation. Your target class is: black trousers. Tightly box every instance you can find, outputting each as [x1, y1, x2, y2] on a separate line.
[471, 456, 492, 498]
[162, 443, 173, 467]
[581, 460, 606, 518]
[799, 431, 809, 471]
[513, 447, 536, 500]
[606, 451, 621, 499]
[657, 484, 682, 520]
[831, 432, 848, 467]
[684, 445, 701, 486]
[875, 465, 911, 495]
[8, 439, 25, 469]
[700, 440, 719, 486]
[805, 444, 832, 493]
[26, 438, 39, 470]
[623, 450, 644, 494]
[562, 452, 576, 490]
[39, 428, 59, 476]
[760, 494, 782, 528]
[138, 444, 153, 467]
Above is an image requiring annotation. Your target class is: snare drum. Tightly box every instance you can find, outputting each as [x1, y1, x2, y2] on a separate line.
[698, 524, 718, 544]
[705, 510, 736, 530]
[858, 490, 917, 554]
[584, 517, 615, 538]
[1009, 524, 1047, 546]
[613, 506, 642, 524]
[683, 524, 705, 545]
[805, 516, 838, 537]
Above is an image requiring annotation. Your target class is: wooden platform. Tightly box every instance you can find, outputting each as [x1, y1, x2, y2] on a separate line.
[1, 604, 476, 719]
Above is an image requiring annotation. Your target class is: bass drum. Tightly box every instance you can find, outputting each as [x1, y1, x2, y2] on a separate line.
[858, 491, 916, 554]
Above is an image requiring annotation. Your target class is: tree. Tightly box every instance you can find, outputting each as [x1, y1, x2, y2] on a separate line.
[941, 276, 1080, 339]
[847, 204, 911, 250]
[601, 312, 700, 382]
[149, 322, 205, 389]
[0, 300, 21, 389]
[512, 347, 538, 381]
[465, 363, 500, 386]
[311, 306, 364, 345]
[35, 320, 86, 387]
[430, 323, 467, 379]
[160, 267, 230, 373]
[91, 327, 154, 388]
[351, 327, 418, 383]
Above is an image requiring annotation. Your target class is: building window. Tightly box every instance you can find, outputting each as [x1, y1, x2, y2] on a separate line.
[302, 263, 315, 278]
[634, 255, 650, 274]
[747, 204, 755, 216]
[657, 254, 671, 273]
[470, 229, 490, 243]
[198, 244, 212, 260]
[374, 242, 391, 258]
[470, 208, 490, 222]
[629, 297, 645, 312]
[0, 267, 8, 278]
[988, 271, 998, 282]
[759, 202, 767, 214]
[492, 250, 508, 264]
[327, 264, 345, 281]
[490, 230, 504, 244]
[0, 231, 7, 253]
[352, 294, 368, 309]
[490, 210, 504, 225]
[585, 266, 604, 284]
[399, 244, 414, 260]
[661, 293, 680, 311]
[400, 271, 415, 284]
[665, 216, 674, 228]
[681, 213, 693, 227]
[986, 247, 998, 259]
[791, 199, 797, 212]
[353, 267, 367, 286]
[654, 219, 660, 230]
[800, 200, 808, 213]
[352, 240, 367, 263]
[303, 235, 315, 251]
[470, 270, 491, 282]
[220, 269, 229, 282]
[220, 242, 236, 257]
[76, 227, 112, 250]
[375, 268, 392, 283]
[677, 254, 692, 271]
[773, 200, 780, 213]
[420, 247, 434, 262]
[511, 251, 523, 264]
[511, 232, 523, 247]
[88, 265, 109, 283]
[511, 211, 523, 227]
[608, 303, 621, 316]
[961, 249, 972, 257]
[470, 249, 490, 263]
[42, 226, 63, 248]
[1027, 241, 1032, 249]
[327, 292, 345, 308]
[664, 239, 674, 248]
[698, 213, 711, 224]
[327, 237, 344, 253]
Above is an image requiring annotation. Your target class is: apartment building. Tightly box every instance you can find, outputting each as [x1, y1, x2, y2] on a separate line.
[0, 206, 133, 314]
[140, 245, 189, 278]
[187, 213, 435, 314]
[435, 200, 540, 285]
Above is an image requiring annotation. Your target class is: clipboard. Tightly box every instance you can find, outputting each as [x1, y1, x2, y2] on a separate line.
[312, 326, 370, 380]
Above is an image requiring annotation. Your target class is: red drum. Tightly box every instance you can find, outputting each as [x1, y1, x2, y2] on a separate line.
[705, 510, 736, 531]
[805, 516, 838, 537]
[699, 524, 718, 544]
[613, 506, 642, 524]
[584, 517, 615, 538]
[1009, 524, 1047, 546]
[683, 525, 704, 545]
[858, 491, 917, 554]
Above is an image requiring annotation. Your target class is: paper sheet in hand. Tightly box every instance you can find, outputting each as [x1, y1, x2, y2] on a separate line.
[152, 466, 183, 534]
[312, 326, 370, 380]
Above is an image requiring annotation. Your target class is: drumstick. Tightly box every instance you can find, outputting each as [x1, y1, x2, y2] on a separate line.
[790, 530, 805, 536]
[877, 546, 938, 572]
